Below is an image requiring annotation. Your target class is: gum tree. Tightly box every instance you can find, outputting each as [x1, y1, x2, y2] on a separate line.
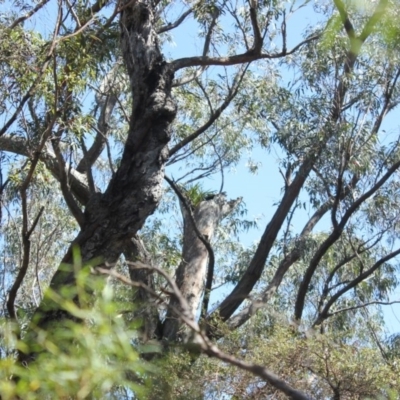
[1, 0, 400, 398]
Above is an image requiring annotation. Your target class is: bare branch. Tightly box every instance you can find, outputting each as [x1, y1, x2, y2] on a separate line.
[170, 34, 320, 71]
[8, 0, 51, 30]
[325, 299, 400, 319]
[157, 7, 194, 34]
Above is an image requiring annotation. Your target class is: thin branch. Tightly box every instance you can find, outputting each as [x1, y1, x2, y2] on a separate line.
[65, 0, 82, 27]
[168, 120, 234, 165]
[228, 5, 250, 51]
[314, 247, 400, 325]
[0, 3, 62, 138]
[173, 68, 207, 87]
[7, 0, 51, 30]
[157, 7, 194, 34]
[171, 34, 319, 71]
[327, 299, 400, 318]
[170, 66, 249, 156]
[6, 114, 57, 324]
[295, 158, 400, 321]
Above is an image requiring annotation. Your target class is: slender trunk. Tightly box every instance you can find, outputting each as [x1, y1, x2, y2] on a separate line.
[163, 195, 239, 342]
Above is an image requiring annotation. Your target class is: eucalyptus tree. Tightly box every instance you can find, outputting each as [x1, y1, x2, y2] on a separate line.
[1, 0, 400, 398]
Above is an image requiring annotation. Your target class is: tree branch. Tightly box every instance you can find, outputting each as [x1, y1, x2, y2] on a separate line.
[314, 248, 400, 326]
[8, 0, 51, 30]
[169, 66, 249, 156]
[0, 134, 91, 205]
[170, 34, 320, 71]
[76, 62, 122, 173]
[323, 299, 400, 319]
[225, 198, 333, 331]
[51, 138, 85, 227]
[248, 0, 262, 53]
[157, 7, 194, 34]
[295, 159, 400, 321]
[6, 114, 57, 326]
[0, 6, 62, 138]
[164, 176, 214, 263]
[333, 0, 356, 40]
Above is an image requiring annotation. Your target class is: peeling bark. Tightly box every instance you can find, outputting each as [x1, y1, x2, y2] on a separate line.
[163, 194, 239, 342]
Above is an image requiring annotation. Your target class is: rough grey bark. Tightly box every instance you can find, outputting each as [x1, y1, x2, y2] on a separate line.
[124, 236, 161, 342]
[22, 0, 176, 360]
[163, 194, 239, 342]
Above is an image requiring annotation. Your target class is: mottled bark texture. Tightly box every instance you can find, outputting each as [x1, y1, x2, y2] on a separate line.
[163, 194, 240, 342]
[23, 0, 176, 357]
[124, 236, 161, 342]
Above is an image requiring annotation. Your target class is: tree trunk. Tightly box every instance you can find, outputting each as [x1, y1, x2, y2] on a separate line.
[163, 195, 240, 342]
[124, 236, 161, 342]
[22, 0, 176, 361]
